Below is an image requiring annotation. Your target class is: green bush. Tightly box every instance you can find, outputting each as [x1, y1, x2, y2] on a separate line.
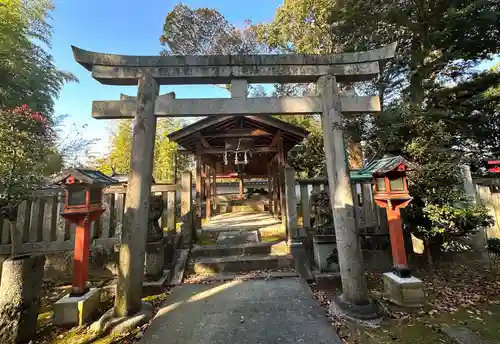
[408, 202, 494, 243]
[487, 238, 500, 255]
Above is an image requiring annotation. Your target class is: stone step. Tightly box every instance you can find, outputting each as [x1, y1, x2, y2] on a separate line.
[193, 254, 294, 275]
[191, 240, 287, 258]
[231, 204, 266, 212]
[184, 271, 298, 283]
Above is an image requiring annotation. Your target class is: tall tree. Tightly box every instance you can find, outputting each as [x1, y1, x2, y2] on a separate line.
[258, 0, 499, 255]
[0, 106, 55, 254]
[92, 120, 133, 176]
[91, 118, 191, 183]
[0, 0, 76, 115]
[160, 4, 261, 56]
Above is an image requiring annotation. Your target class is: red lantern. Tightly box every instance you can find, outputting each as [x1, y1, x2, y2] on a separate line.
[370, 157, 413, 278]
[51, 169, 118, 295]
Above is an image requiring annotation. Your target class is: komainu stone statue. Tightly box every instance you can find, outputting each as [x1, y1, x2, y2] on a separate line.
[147, 195, 164, 243]
[309, 189, 334, 233]
[144, 195, 166, 281]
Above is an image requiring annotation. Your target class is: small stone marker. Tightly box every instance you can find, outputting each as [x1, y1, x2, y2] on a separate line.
[441, 326, 487, 344]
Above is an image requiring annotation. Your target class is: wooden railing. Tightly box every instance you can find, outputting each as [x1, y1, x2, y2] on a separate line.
[0, 181, 187, 255]
[296, 178, 388, 234]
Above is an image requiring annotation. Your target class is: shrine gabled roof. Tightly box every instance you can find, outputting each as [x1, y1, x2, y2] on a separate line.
[50, 168, 119, 186]
[356, 156, 412, 177]
[168, 115, 309, 154]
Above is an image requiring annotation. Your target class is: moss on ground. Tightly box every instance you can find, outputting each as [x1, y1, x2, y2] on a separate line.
[34, 288, 170, 344]
[330, 262, 500, 344]
[196, 231, 218, 245]
[350, 302, 500, 344]
[350, 321, 447, 344]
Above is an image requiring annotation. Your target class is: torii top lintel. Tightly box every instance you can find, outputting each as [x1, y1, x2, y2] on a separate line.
[71, 43, 397, 86]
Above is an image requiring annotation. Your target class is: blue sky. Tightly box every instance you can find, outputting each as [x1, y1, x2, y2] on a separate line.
[51, 0, 282, 156]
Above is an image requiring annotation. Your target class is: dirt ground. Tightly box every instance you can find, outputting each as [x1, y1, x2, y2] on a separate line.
[312, 259, 500, 344]
[33, 277, 170, 344]
[32, 252, 500, 344]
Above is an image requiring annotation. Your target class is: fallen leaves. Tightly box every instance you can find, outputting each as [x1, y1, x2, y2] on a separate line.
[311, 261, 500, 344]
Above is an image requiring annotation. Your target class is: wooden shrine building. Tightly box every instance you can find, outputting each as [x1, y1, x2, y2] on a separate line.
[168, 115, 309, 228]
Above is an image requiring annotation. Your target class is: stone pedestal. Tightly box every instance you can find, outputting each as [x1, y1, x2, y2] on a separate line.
[313, 234, 339, 272]
[383, 272, 424, 307]
[53, 288, 101, 326]
[144, 240, 165, 281]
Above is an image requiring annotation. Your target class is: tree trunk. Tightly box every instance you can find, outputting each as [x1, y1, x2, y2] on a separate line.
[424, 238, 434, 274]
[0, 254, 45, 343]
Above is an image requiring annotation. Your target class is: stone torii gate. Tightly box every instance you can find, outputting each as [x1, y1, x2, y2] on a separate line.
[72, 43, 396, 320]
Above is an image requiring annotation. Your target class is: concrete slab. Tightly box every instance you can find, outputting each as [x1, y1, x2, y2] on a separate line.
[139, 279, 342, 344]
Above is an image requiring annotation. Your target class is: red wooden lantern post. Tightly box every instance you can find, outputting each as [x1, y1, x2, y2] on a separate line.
[372, 159, 413, 278]
[52, 169, 117, 296]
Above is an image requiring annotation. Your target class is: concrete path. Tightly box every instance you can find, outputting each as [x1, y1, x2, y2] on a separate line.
[139, 278, 342, 344]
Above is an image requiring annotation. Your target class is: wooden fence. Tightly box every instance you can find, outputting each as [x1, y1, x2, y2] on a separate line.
[6, 174, 498, 256]
[296, 178, 388, 234]
[475, 181, 500, 239]
[0, 184, 180, 255]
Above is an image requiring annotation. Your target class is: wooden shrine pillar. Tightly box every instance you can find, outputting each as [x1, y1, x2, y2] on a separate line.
[267, 162, 273, 215]
[195, 148, 202, 230]
[239, 175, 244, 197]
[201, 162, 206, 202]
[211, 164, 217, 212]
[273, 168, 279, 219]
[206, 164, 212, 220]
[284, 167, 298, 241]
[277, 137, 286, 232]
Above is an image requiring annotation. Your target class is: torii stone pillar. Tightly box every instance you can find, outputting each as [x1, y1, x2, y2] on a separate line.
[115, 73, 158, 317]
[318, 75, 378, 318]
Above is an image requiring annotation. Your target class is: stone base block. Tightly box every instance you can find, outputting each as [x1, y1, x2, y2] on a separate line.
[53, 288, 101, 327]
[383, 272, 425, 307]
[145, 240, 165, 280]
[313, 235, 339, 273]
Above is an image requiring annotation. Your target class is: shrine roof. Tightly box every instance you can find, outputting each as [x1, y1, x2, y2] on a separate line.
[50, 168, 119, 186]
[168, 115, 309, 155]
[357, 156, 412, 177]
